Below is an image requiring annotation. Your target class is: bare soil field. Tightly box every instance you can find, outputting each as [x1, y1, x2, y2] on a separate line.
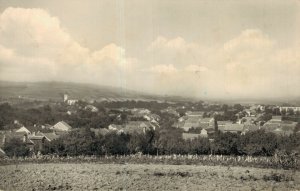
[0, 163, 299, 191]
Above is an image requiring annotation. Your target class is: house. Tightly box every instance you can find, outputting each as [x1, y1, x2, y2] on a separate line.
[90, 128, 110, 136]
[123, 121, 155, 134]
[51, 121, 72, 131]
[131, 108, 151, 117]
[242, 124, 260, 134]
[182, 116, 202, 131]
[244, 109, 256, 117]
[40, 132, 61, 141]
[143, 114, 160, 125]
[85, 105, 99, 112]
[67, 99, 78, 105]
[178, 116, 188, 122]
[271, 116, 282, 122]
[262, 116, 294, 132]
[200, 128, 208, 138]
[0, 148, 6, 157]
[273, 128, 294, 136]
[199, 117, 215, 129]
[27, 133, 47, 151]
[172, 121, 185, 129]
[161, 107, 179, 116]
[238, 116, 258, 125]
[182, 133, 200, 140]
[16, 126, 31, 134]
[280, 106, 300, 113]
[108, 124, 124, 131]
[63, 94, 78, 105]
[186, 111, 204, 117]
[219, 124, 244, 134]
[217, 121, 232, 128]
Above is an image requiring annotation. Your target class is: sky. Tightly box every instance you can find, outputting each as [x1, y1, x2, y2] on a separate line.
[0, 0, 300, 99]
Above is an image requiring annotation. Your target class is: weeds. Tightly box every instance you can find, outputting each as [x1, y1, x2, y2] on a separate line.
[263, 172, 294, 182]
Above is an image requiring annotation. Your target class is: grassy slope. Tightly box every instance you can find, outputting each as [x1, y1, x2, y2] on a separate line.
[0, 81, 159, 101]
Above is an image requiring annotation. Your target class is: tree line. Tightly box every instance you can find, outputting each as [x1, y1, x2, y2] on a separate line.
[4, 128, 300, 158]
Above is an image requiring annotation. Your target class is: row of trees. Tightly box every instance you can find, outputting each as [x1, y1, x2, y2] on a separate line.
[4, 128, 299, 157]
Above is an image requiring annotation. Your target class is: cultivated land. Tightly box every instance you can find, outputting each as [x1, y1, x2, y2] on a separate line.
[0, 163, 299, 191]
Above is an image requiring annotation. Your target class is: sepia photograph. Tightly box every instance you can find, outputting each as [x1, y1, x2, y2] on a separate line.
[0, 0, 300, 190]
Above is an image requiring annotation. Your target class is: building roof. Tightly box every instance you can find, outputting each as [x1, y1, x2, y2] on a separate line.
[28, 135, 45, 141]
[108, 124, 124, 131]
[91, 128, 109, 136]
[51, 121, 72, 131]
[217, 121, 232, 126]
[219, 124, 244, 132]
[39, 132, 60, 141]
[123, 121, 153, 134]
[272, 128, 294, 136]
[186, 111, 204, 117]
[0, 148, 6, 157]
[182, 133, 200, 140]
[16, 126, 30, 134]
[243, 124, 260, 132]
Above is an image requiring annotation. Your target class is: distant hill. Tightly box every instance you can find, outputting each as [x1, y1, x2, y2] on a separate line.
[0, 81, 165, 102]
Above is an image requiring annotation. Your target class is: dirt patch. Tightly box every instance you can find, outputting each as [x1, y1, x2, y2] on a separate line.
[0, 163, 299, 190]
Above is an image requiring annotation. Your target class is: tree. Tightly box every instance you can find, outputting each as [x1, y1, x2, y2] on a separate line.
[238, 130, 278, 156]
[103, 132, 130, 155]
[233, 104, 243, 112]
[156, 128, 184, 154]
[213, 132, 240, 155]
[3, 138, 30, 157]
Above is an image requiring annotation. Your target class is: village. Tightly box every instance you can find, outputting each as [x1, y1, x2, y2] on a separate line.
[0, 93, 299, 157]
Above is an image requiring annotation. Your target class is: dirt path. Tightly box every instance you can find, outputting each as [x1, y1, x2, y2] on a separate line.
[0, 163, 299, 191]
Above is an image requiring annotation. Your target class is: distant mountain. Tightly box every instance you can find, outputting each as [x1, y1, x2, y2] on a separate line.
[0, 81, 165, 102]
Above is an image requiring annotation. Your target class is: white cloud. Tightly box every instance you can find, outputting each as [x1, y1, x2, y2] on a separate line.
[0, 7, 299, 99]
[144, 30, 300, 98]
[0, 7, 135, 88]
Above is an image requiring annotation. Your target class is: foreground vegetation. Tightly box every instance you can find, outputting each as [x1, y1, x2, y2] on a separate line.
[1, 152, 299, 170]
[0, 163, 299, 191]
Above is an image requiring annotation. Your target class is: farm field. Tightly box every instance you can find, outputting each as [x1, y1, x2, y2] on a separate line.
[0, 163, 299, 191]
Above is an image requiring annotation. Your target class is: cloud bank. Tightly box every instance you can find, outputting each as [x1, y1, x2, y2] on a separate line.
[0, 7, 299, 99]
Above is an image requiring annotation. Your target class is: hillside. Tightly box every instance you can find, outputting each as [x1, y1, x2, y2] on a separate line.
[0, 81, 161, 102]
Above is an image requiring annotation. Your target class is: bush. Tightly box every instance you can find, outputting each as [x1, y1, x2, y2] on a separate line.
[3, 138, 30, 157]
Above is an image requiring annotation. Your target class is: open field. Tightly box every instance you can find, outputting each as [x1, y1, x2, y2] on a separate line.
[0, 163, 299, 191]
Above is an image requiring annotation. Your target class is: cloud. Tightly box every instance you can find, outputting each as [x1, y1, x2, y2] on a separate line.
[0, 7, 299, 99]
[144, 30, 300, 98]
[0, 7, 135, 87]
